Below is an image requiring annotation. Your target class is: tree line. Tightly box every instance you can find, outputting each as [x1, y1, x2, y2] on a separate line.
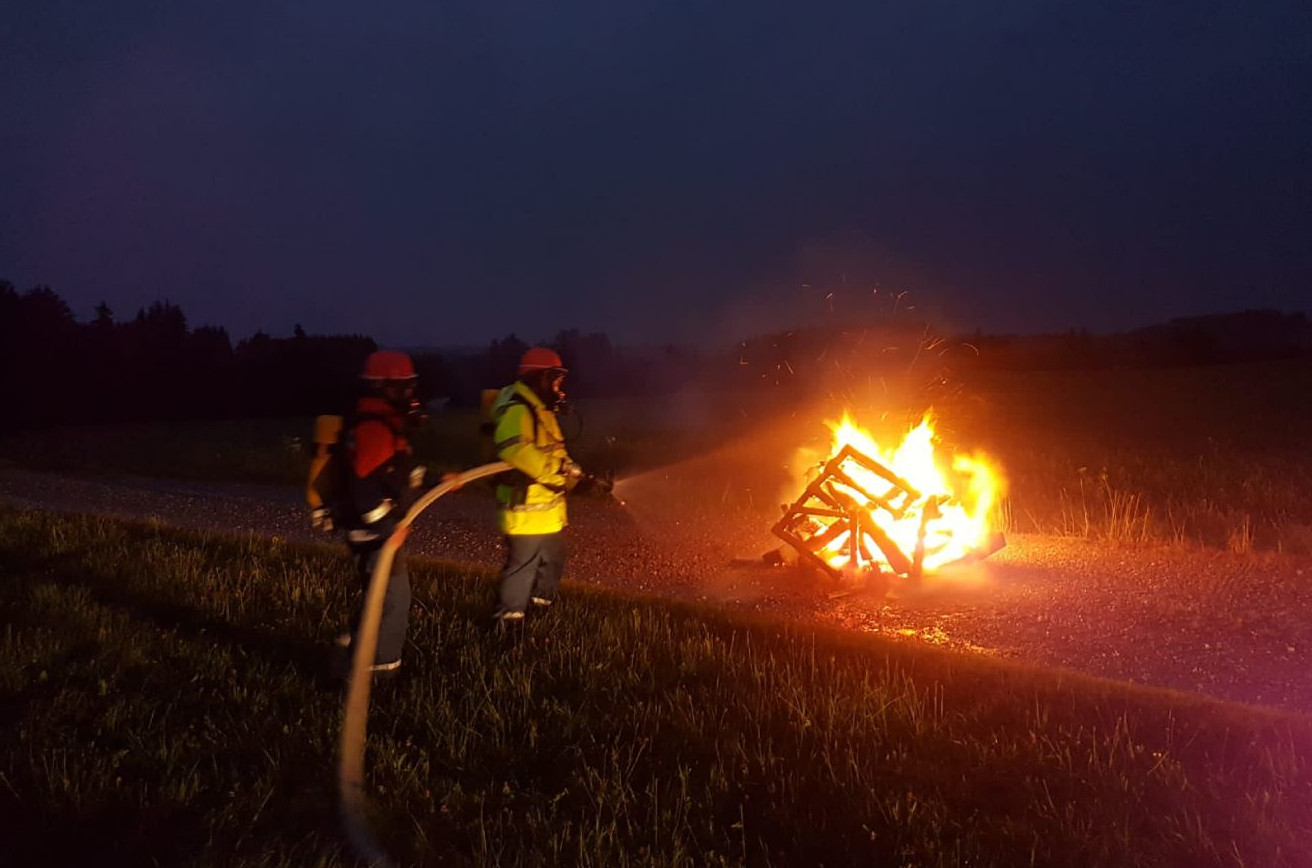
[4, 279, 1306, 432]
[0, 282, 689, 432]
[724, 310, 1312, 385]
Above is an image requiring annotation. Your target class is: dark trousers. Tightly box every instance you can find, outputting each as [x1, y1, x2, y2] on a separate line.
[350, 542, 411, 666]
[496, 532, 566, 615]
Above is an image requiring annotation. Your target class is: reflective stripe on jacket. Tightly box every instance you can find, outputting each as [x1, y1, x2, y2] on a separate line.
[492, 381, 570, 535]
[345, 396, 417, 537]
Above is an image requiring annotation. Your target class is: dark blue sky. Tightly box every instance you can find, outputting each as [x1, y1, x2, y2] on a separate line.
[2, 1, 1309, 347]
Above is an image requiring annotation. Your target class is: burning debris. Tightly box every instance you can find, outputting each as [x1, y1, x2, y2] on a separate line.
[772, 414, 1005, 591]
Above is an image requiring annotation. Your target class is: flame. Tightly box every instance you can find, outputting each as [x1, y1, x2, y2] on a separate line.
[809, 412, 1004, 574]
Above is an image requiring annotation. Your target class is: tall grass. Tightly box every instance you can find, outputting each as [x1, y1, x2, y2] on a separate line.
[0, 418, 313, 485]
[2, 509, 1310, 866]
[7, 362, 1312, 552]
[1050, 471, 1152, 544]
[937, 360, 1312, 551]
[0, 398, 725, 489]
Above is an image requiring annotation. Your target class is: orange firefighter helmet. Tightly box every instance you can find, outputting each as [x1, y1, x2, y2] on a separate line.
[361, 350, 417, 381]
[518, 347, 567, 376]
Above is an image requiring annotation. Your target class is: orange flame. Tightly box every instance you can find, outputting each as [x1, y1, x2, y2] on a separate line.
[811, 412, 1004, 573]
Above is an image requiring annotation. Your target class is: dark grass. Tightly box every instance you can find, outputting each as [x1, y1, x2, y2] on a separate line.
[5, 362, 1312, 552]
[938, 359, 1312, 551]
[0, 398, 718, 490]
[0, 417, 315, 485]
[2, 509, 1310, 866]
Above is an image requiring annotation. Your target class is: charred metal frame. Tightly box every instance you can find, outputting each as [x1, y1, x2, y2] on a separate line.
[772, 443, 996, 583]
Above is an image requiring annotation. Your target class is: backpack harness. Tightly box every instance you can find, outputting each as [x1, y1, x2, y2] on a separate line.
[306, 411, 399, 532]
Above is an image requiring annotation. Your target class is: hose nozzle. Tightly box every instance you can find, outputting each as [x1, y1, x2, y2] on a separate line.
[589, 471, 615, 495]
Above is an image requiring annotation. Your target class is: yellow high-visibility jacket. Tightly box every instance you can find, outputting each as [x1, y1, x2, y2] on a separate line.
[491, 381, 571, 535]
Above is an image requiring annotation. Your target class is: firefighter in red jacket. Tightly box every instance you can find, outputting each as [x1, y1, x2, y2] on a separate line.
[340, 349, 426, 674]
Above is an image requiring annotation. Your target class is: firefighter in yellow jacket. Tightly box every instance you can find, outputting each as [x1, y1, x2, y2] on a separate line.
[490, 347, 584, 622]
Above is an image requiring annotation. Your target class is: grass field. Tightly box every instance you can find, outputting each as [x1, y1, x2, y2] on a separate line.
[0, 398, 710, 486]
[2, 509, 1309, 866]
[3, 359, 1312, 553]
[0, 417, 314, 485]
[940, 360, 1312, 552]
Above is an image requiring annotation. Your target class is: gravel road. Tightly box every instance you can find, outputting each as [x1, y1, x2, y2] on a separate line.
[2, 465, 1308, 714]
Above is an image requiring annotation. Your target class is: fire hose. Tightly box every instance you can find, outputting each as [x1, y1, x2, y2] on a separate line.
[337, 460, 510, 868]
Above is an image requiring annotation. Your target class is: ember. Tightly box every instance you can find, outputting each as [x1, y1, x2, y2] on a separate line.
[774, 414, 1005, 588]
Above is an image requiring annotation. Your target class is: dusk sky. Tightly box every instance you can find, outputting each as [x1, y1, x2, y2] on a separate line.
[2, 1, 1309, 348]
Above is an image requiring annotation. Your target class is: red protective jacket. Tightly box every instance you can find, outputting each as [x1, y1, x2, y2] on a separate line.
[345, 396, 418, 538]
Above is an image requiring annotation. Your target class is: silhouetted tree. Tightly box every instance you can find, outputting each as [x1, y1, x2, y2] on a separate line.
[552, 328, 616, 396]
[0, 282, 22, 429]
[235, 330, 375, 416]
[411, 352, 456, 404]
[6, 287, 79, 423]
[0, 282, 382, 429]
[486, 333, 529, 387]
[2, 280, 1305, 434]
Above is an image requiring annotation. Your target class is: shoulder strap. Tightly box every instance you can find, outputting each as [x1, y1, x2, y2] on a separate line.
[498, 393, 538, 442]
[345, 411, 405, 455]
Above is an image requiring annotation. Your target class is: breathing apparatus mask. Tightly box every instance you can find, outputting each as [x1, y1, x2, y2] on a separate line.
[547, 368, 569, 414]
[378, 378, 426, 426]
[528, 368, 569, 414]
